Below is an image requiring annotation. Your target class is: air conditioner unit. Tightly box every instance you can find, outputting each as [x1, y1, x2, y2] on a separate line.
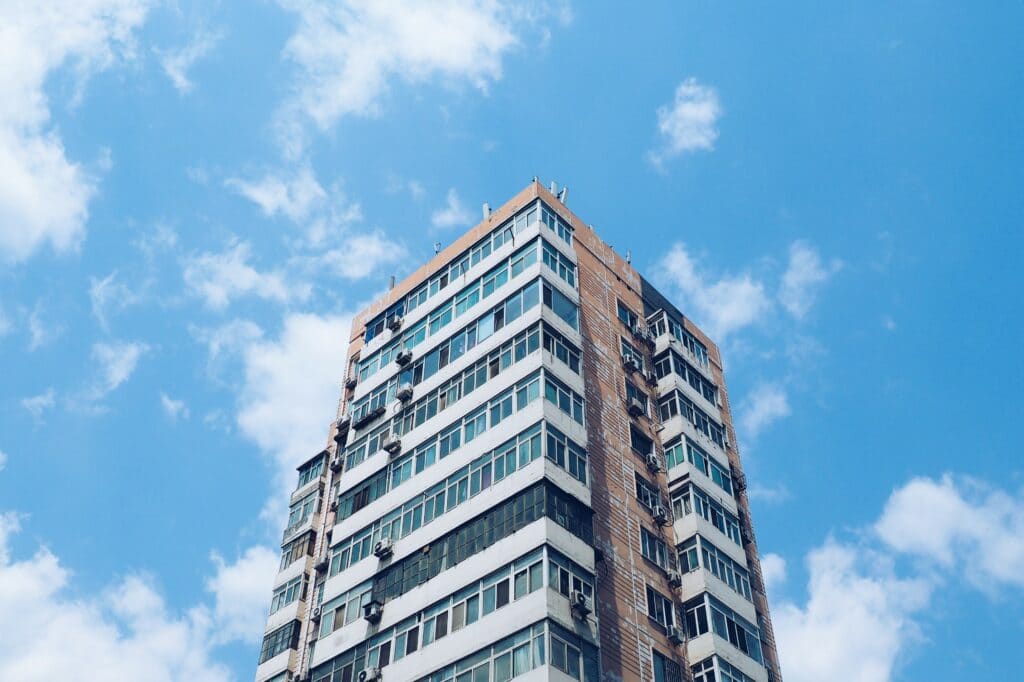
[387, 315, 403, 332]
[627, 397, 645, 417]
[622, 356, 640, 373]
[396, 383, 413, 402]
[329, 456, 343, 473]
[395, 349, 413, 366]
[328, 499, 339, 513]
[314, 558, 329, 574]
[645, 453, 663, 473]
[310, 605, 322, 621]
[373, 538, 394, 559]
[344, 376, 358, 390]
[570, 590, 591, 619]
[382, 436, 402, 456]
[652, 504, 671, 526]
[363, 600, 383, 623]
[667, 625, 685, 645]
[667, 570, 683, 588]
[359, 668, 383, 682]
[333, 417, 351, 445]
[644, 371, 658, 387]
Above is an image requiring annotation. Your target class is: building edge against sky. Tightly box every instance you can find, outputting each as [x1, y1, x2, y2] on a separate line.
[254, 179, 783, 682]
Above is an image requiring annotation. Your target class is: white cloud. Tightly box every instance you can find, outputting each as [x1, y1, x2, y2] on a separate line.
[773, 540, 932, 682]
[89, 270, 142, 330]
[273, 0, 563, 156]
[21, 389, 56, 423]
[191, 319, 264, 378]
[157, 30, 222, 94]
[235, 312, 352, 517]
[0, 1, 150, 263]
[318, 232, 407, 281]
[92, 340, 148, 396]
[159, 392, 189, 421]
[779, 240, 842, 319]
[431, 187, 474, 229]
[225, 165, 326, 223]
[738, 382, 791, 440]
[183, 239, 312, 310]
[0, 511, 232, 682]
[27, 305, 63, 350]
[654, 242, 772, 339]
[648, 77, 721, 166]
[875, 474, 1024, 591]
[206, 545, 278, 644]
[759, 552, 787, 594]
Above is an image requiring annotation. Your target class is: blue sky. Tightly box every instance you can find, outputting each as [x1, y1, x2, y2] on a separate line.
[1, 1, 1022, 680]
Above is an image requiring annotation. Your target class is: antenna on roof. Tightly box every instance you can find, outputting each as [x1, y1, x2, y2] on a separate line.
[388, 275, 396, 290]
[549, 180, 558, 195]
[482, 202, 491, 220]
[557, 186, 568, 204]
[626, 250, 631, 264]
[434, 241, 442, 255]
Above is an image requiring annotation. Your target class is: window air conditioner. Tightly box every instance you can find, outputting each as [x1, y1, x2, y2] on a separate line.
[645, 453, 663, 473]
[396, 383, 414, 402]
[344, 376, 358, 390]
[363, 600, 383, 623]
[652, 505, 671, 526]
[359, 668, 383, 682]
[667, 570, 683, 588]
[627, 397, 645, 417]
[667, 625, 684, 645]
[622, 356, 640, 373]
[329, 456, 343, 473]
[373, 538, 394, 559]
[387, 315, 403, 332]
[570, 590, 591, 618]
[382, 436, 402, 456]
[395, 349, 413, 366]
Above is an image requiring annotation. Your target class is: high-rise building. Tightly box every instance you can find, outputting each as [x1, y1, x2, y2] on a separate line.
[255, 180, 783, 682]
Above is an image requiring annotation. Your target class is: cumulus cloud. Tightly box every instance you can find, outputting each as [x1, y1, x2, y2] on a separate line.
[0, 511, 232, 681]
[91, 340, 148, 397]
[157, 30, 222, 94]
[431, 187, 474, 229]
[318, 232, 407, 280]
[875, 474, 1024, 591]
[738, 382, 791, 440]
[225, 165, 326, 223]
[759, 552, 787, 593]
[273, 0, 565, 156]
[235, 312, 351, 518]
[773, 541, 932, 682]
[191, 319, 265, 379]
[183, 239, 312, 310]
[21, 389, 56, 423]
[89, 270, 142, 330]
[27, 304, 63, 350]
[648, 77, 721, 166]
[654, 242, 772, 339]
[0, 0, 150, 263]
[206, 545, 279, 644]
[159, 392, 189, 421]
[779, 240, 842, 319]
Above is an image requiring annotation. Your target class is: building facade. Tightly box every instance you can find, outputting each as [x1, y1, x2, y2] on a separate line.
[255, 181, 783, 682]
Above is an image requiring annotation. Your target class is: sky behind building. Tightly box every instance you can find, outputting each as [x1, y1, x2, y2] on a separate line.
[0, 1, 1022, 681]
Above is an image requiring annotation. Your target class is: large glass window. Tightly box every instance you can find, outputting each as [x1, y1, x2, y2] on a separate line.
[678, 535, 752, 601]
[259, 620, 300, 664]
[664, 438, 733, 495]
[671, 483, 743, 546]
[653, 649, 684, 682]
[682, 594, 763, 664]
[646, 584, 676, 630]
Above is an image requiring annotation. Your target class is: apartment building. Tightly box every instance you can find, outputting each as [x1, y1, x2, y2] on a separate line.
[255, 180, 783, 682]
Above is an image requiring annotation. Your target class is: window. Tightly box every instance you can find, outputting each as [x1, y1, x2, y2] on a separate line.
[259, 620, 300, 663]
[658, 390, 726, 447]
[542, 280, 579, 330]
[415, 622, 550, 682]
[542, 323, 581, 373]
[671, 484, 743, 546]
[630, 425, 653, 455]
[285, 491, 318, 535]
[664, 438, 733, 495]
[546, 425, 588, 484]
[647, 310, 709, 367]
[548, 549, 595, 600]
[269, 574, 307, 614]
[678, 536, 752, 601]
[544, 373, 585, 424]
[683, 594, 763, 664]
[542, 205, 574, 244]
[318, 582, 374, 638]
[653, 649, 683, 682]
[542, 240, 576, 287]
[621, 337, 644, 371]
[692, 656, 756, 682]
[617, 300, 639, 330]
[646, 585, 675, 630]
[634, 473, 662, 509]
[652, 349, 717, 404]
[640, 527, 673, 570]
[331, 424, 543, 575]
[625, 379, 648, 414]
[280, 532, 315, 570]
[297, 456, 324, 489]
